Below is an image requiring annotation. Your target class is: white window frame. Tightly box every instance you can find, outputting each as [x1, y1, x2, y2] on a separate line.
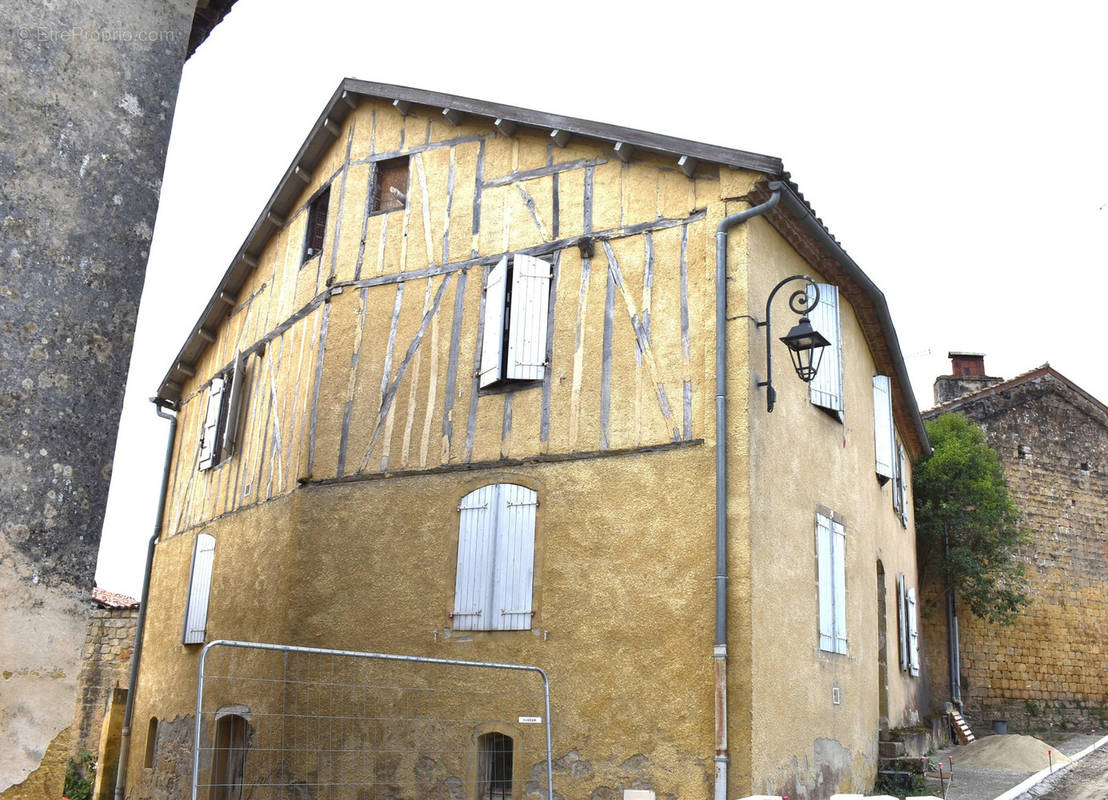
[479, 254, 552, 388]
[816, 511, 847, 654]
[873, 375, 896, 481]
[897, 572, 909, 670]
[452, 483, 537, 631]
[183, 533, 215, 645]
[907, 585, 920, 676]
[808, 283, 844, 414]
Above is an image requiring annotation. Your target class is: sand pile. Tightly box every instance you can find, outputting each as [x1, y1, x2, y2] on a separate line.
[952, 734, 1073, 771]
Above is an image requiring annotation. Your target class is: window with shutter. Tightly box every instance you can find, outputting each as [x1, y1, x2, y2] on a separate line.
[897, 444, 909, 527]
[873, 375, 895, 481]
[897, 572, 909, 671]
[302, 185, 330, 263]
[198, 378, 226, 471]
[907, 586, 920, 676]
[808, 284, 844, 414]
[816, 511, 847, 654]
[452, 483, 537, 631]
[479, 254, 552, 388]
[199, 359, 245, 472]
[183, 533, 215, 645]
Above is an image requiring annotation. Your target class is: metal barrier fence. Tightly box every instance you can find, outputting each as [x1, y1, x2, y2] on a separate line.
[192, 640, 552, 800]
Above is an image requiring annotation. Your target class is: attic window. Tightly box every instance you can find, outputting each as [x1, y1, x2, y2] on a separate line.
[302, 186, 330, 263]
[372, 156, 409, 214]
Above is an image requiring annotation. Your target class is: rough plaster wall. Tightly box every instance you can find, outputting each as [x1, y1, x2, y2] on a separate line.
[0, 0, 195, 791]
[921, 378, 1108, 730]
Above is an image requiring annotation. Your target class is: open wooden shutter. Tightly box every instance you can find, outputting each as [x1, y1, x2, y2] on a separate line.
[831, 518, 847, 654]
[817, 513, 834, 651]
[453, 485, 497, 630]
[505, 255, 552, 381]
[492, 484, 537, 630]
[808, 284, 844, 412]
[221, 355, 247, 461]
[198, 377, 225, 470]
[873, 375, 895, 480]
[897, 573, 909, 671]
[479, 256, 509, 388]
[907, 586, 920, 676]
[897, 444, 909, 526]
[183, 533, 215, 644]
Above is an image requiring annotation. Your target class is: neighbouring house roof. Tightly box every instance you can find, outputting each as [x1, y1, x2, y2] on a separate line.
[92, 586, 140, 609]
[156, 79, 929, 458]
[924, 363, 1108, 425]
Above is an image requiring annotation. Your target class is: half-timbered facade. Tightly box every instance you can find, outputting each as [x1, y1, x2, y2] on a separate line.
[128, 80, 929, 800]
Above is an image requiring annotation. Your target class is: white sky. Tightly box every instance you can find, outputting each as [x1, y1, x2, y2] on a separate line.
[96, 0, 1108, 596]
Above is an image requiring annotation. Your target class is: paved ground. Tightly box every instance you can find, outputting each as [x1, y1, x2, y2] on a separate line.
[1013, 746, 1108, 800]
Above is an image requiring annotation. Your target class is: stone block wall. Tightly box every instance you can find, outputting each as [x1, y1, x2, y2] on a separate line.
[922, 373, 1108, 732]
[73, 603, 138, 758]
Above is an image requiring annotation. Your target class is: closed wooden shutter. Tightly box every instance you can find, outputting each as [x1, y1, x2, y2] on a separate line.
[221, 355, 246, 461]
[183, 533, 215, 644]
[832, 517, 847, 654]
[817, 513, 834, 652]
[453, 485, 497, 630]
[505, 255, 552, 381]
[479, 257, 509, 388]
[897, 573, 909, 671]
[493, 484, 537, 630]
[873, 375, 895, 479]
[198, 378, 225, 470]
[808, 284, 844, 412]
[907, 586, 920, 676]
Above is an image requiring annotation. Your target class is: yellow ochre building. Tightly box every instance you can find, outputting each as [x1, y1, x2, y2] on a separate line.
[124, 80, 930, 800]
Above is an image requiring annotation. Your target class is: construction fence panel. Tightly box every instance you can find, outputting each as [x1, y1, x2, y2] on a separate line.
[192, 640, 552, 800]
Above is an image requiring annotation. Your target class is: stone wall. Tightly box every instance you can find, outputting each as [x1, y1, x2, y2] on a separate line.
[73, 603, 138, 759]
[922, 372, 1108, 731]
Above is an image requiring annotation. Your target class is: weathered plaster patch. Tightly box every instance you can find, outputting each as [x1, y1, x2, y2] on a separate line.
[117, 93, 144, 117]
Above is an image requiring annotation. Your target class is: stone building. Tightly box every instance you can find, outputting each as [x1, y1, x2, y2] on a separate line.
[125, 79, 929, 800]
[0, 1, 233, 794]
[921, 355, 1108, 731]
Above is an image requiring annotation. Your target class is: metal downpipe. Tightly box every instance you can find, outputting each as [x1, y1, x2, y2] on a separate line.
[713, 189, 780, 800]
[114, 400, 177, 800]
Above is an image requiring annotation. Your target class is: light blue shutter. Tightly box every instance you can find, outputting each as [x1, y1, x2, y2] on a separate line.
[817, 513, 834, 651]
[907, 587, 920, 676]
[198, 377, 225, 470]
[506, 255, 552, 381]
[453, 485, 497, 630]
[897, 573, 909, 671]
[832, 518, 847, 654]
[479, 257, 508, 388]
[221, 356, 246, 461]
[898, 444, 909, 526]
[492, 484, 537, 630]
[808, 284, 844, 412]
[873, 375, 895, 479]
[183, 533, 215, 644]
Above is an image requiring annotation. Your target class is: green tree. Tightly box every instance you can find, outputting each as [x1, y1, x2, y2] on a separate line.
[913, 413, 1031, 625]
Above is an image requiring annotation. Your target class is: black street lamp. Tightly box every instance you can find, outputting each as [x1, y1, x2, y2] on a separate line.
[756, 275, 830, 412]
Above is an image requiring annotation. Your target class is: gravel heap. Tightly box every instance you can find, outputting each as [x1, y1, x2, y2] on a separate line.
[953, 735, 1073, 771]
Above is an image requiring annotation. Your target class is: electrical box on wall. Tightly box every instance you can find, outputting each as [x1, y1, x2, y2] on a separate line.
[832, 686, 842, 705]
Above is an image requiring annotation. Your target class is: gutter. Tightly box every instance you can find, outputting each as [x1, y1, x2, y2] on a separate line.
[713, 189, 781, 800]
[114, 399, 178, 800]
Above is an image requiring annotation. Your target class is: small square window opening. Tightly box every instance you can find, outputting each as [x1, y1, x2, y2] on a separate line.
[372, 157, 409, 214]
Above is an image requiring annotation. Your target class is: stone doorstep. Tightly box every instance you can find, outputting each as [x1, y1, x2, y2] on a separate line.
[877, 756, 926, 774]
[885, 729, 932, 757]
[878, 740, 904, 758]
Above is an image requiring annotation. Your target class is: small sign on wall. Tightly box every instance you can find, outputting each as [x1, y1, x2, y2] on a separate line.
[518, 716, 542, 724]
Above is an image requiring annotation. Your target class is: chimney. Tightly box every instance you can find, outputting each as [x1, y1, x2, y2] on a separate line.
[934, 352, 1003, 404]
